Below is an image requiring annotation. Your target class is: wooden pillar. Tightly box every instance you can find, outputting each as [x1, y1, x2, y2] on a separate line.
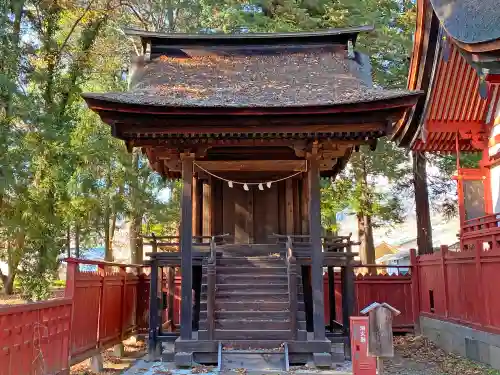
[308, 153, 326, 341]
[202, 178, 212, 239]
[180, 153, 194, 340]
[342, 244, 355, 358]
[148, 256, 160, 358]
[327, 266, 335, 330]
[192, 175, 199, 240]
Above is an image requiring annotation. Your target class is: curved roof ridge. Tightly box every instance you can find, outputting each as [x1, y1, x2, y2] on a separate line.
[124, 26, 375, 41]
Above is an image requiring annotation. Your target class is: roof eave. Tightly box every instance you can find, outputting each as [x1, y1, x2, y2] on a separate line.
[393, 0, 440, 148]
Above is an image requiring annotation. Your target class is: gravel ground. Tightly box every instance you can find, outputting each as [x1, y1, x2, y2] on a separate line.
[384, 335, 500, 375]
[70, 338, 146, 375]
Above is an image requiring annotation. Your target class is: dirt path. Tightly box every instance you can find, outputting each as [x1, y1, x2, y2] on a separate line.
[384, 335, 500, 375]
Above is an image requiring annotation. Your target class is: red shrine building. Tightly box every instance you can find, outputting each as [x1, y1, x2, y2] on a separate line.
[83, 28, 420, 366]
[396, 0, 500, 368]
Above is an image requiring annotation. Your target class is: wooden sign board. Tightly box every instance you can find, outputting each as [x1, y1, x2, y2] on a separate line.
[360, 302, 401, 358]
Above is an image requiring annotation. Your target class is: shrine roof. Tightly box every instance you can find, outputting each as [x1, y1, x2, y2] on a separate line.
[83, 48, 415, 108]
[431, 0, 500, 45]
[83, 28, 419, 110]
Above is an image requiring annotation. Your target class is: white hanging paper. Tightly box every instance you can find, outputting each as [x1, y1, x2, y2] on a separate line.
[228, 181, 233, 188]
[258, 183, 264, 191]
[243, 183, 249, 191]
[266, 181, 272, 188]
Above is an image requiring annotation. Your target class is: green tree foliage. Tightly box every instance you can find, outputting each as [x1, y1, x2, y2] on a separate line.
[0, 0, 419, 297]
[0, 0, 172, 299]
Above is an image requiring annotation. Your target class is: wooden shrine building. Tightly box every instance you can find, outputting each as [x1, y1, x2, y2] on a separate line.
[83, 27, 420, 367]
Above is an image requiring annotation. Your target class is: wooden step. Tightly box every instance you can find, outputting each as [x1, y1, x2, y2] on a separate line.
[211, 319, 306, 331]
[216, 291, 289, 301]
[216, 257, 284, 266]
[202, 274, 301, 284]
[200, 329, 305, 340]
[200, 310, 306, 321]
[213, 274, 290, 284]
[203, 283, 289, 293]
[201, 301, 304, 311]
[217, 266, 287, 275]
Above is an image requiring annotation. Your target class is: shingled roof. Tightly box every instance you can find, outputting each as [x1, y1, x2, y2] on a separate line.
[431, 0, 500, 45]
[83, 46, 415, 108]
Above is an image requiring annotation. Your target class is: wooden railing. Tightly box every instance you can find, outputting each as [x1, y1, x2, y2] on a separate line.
[461, 213, 500, 252]
[206, 236, 217, 340]
[285, 235, 298, 340]
[462, 213, 500, 235]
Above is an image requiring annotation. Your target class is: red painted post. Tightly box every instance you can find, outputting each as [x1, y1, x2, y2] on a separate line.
[475, 240, 490, 326]
[119, 266, 127, 339]
[410, 249, 421, 332]
[440, 245, 449, 318]
[97, 264, 106, 347]
[350, 316, 376, 375]
[65, 261, 77, 298]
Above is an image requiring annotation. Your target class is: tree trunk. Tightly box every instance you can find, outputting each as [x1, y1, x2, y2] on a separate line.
[75, 223, 80, 258]
[129, 215, 143, 264]
[413, 151, 433, 255]
[104, 212, 113, 261]
[357, 151, 376, 266]
[1, 274, 15, 295]
[66, 225, 71, 258]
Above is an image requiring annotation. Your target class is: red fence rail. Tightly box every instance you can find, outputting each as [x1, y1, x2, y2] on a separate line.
[0, 258, 150, 375]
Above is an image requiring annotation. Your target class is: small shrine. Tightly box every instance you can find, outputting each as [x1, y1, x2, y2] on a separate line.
[83, 27, 420, 367]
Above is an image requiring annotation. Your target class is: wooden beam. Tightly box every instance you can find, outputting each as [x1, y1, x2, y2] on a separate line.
[129, 138, 374, 148]
[180, 153, 194, 340]
[196, 160, 307, 172]
[118, 122, 387, 136]
[308, 149, 326, 341]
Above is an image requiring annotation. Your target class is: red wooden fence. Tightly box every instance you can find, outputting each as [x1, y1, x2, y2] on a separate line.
[0, 258, 150, 375]
[0, 299, 73, 375]
[323, 265, 416, 332]
[417, 242, 500, 334]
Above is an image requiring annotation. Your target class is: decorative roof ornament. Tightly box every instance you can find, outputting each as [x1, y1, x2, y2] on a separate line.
[347, 39, 355, 59]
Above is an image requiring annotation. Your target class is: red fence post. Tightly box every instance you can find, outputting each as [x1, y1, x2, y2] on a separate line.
[410, 249, 421, 332]
[65, 261, 77, 299]
[120, 266, 127, 340]
[475, 240, 490, 326]
[97, 263, 106, 348]
[440, 245, 449, 317]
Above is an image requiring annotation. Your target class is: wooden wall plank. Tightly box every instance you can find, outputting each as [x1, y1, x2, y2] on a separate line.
[286, 179, 294, 235]
[222, 183, 235, 238]
[202, 178, 212, 238]
[300, 176, 309, 235]
[278, 181, 286, 235]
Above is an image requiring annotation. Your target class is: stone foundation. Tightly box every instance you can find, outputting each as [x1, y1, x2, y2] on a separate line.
[420, 316, 500, 370]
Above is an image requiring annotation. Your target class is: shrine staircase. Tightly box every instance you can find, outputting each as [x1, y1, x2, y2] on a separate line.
[199, 244, 307, 342]
[178, 244, 333, 367]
